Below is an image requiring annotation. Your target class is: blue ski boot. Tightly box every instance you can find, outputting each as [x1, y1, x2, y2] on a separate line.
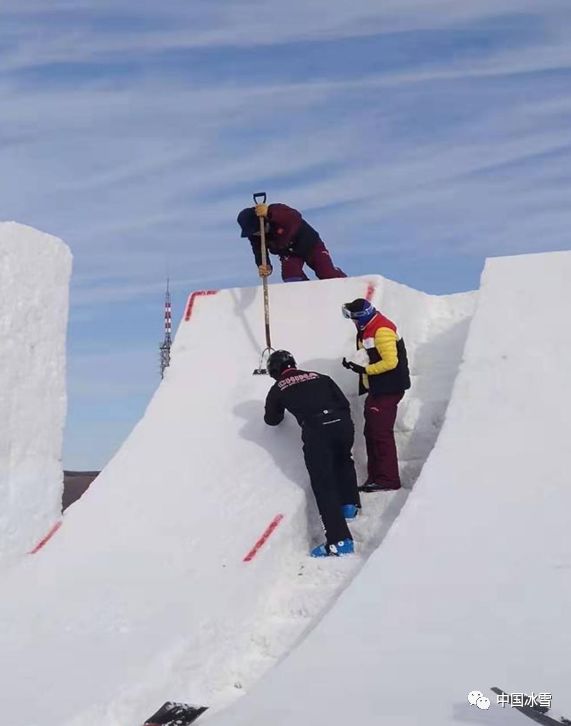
[341, 504, 359, 521]
[310, 539, 354, 558]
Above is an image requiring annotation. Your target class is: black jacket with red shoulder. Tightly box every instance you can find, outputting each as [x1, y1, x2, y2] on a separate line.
[264, 368, 351, 429]
[246, 204, 322, 264]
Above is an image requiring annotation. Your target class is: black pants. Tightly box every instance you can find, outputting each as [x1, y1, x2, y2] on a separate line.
[302, 414, 360, 544]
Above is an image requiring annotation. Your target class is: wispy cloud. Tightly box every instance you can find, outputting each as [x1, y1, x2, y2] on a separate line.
[2, 0, 570, 466]
[3, 1, 548, 70]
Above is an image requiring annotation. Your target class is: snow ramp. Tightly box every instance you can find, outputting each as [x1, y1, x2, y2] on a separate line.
[207, 251, 571, 726]
[0, 275, 474, 726]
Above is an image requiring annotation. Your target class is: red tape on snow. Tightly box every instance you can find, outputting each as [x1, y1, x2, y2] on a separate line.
[243, 514, 284, 562]
[184, 290, 218, 321]
[29, 520, 62, 554]
[365, 282, 375, 301]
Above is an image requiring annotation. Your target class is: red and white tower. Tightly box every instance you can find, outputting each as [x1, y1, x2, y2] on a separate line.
[159, 278, 172, 378]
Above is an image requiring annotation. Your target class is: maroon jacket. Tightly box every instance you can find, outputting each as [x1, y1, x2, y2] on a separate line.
[244, 203, 322, 265]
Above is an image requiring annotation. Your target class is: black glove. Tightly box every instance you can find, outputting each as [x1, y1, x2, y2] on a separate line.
[342, 357, 365, 375]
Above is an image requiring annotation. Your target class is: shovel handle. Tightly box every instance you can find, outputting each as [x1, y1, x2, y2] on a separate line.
[252, 190, 272, 353]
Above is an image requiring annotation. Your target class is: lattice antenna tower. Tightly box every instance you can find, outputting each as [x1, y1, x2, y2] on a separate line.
[160, 278, 172, 379]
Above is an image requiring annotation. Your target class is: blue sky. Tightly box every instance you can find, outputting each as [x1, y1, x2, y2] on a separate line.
[1, 0, 570, 468]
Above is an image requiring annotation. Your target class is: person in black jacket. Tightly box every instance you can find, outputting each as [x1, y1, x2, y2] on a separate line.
[264, 350, 360, 557]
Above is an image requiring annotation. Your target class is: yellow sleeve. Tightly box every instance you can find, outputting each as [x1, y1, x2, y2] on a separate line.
[365, 327, 398, 375]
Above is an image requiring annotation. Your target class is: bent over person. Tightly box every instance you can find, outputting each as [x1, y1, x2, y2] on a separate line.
[237, 202, 346, 282]
[264, 350, 360, 557]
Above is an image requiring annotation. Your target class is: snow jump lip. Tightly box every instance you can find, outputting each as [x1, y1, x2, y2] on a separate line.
[184, 290, 218, 321]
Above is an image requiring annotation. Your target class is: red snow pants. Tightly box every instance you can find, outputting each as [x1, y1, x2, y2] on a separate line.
[280, 241, 346, 282]
[364, 392, 404, 488]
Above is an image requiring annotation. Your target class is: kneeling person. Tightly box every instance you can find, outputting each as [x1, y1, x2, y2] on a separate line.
[264, 350, 360, 557]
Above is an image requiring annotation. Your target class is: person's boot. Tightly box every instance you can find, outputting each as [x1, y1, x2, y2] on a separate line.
[341, 504, 359, 520]
[310, 539, 354, 557]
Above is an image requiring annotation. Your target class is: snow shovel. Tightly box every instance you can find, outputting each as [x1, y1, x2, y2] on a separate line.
[252, 191, 275, 375]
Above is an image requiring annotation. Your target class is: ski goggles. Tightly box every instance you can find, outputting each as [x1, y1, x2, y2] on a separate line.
[341, 301, 373, 320]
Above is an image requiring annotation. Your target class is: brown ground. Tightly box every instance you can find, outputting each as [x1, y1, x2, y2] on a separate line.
[62, 471, 100, 511]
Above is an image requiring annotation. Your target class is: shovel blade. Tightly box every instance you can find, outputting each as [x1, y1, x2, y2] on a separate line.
[253, 346, 274, 376]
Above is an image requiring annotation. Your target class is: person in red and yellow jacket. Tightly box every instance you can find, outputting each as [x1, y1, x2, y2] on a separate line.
[342, 298, 411, 492]
[237, 202, 346, 282]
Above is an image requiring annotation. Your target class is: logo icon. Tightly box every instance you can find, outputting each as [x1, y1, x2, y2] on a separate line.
[468, 691, 491, 710]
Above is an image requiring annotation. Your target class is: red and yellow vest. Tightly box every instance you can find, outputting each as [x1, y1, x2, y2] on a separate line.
[357, 312, 411, 396]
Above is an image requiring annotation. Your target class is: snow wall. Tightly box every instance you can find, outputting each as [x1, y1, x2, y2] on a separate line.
[209, 250, 571, 726]
[0, 222, 71, 559]
[0, 274, 474, 725]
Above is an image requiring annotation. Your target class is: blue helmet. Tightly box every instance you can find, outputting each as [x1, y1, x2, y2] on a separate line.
[341, 298, 376, 328]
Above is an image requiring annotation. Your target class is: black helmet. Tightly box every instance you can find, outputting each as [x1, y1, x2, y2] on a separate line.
[267, 350, 296, 379]
[237, 207, 259, 238]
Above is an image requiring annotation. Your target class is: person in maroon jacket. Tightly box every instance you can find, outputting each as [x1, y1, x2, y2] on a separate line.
[237, 202, 347, 282]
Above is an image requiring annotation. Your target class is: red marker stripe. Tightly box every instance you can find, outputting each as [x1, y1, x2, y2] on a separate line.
[243, 514, 284, 562]
[29, 520, 62, 554]
[365, 282, 375, 301]
[184, 290, 218, 321]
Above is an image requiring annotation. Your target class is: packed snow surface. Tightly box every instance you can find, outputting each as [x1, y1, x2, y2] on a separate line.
[0, 274, 474, 725]
[0, 222, 71, 559]
[209, 251, 571, 726]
